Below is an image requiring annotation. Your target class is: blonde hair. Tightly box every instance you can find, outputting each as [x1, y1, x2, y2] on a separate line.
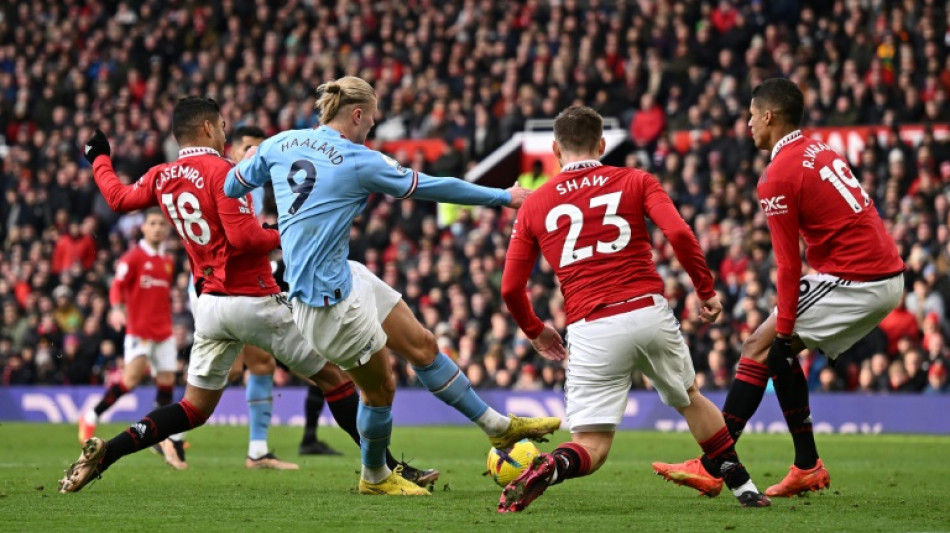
[315, 76, 376, 124]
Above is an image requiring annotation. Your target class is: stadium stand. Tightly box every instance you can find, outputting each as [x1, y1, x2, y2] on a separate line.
[0, 0, 948, 394]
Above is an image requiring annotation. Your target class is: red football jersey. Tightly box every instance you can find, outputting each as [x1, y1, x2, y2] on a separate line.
[758, 131, 905, 335]
[93, 147, 281, 297]
[110, 241, 173, 341]
[503, 161, 716, 336]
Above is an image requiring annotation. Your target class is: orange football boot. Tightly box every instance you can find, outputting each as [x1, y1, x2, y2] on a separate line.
[765, 458, 831, 497]
[652, 457, 724, 497]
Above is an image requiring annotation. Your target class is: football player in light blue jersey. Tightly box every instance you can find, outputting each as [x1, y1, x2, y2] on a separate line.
[225, 76, 562, 496]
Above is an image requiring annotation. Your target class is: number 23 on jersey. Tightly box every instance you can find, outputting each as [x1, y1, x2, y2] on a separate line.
[545, 191, 632, 267]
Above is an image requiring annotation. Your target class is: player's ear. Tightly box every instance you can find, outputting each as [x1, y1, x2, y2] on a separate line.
[598, 137, 606, 156]
[552, 140, 562, 163]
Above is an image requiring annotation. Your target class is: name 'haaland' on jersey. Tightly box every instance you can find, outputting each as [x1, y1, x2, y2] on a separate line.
[278, 135, 345, 165]
[555, 174, 609, 195]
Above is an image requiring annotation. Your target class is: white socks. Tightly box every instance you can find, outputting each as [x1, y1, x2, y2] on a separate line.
[362, 465, 393, 484]
[83, 411, 98, 425]
[731, 479, 760, 497]
[248, 440, 268, 460]
[476, 408, 511, 437]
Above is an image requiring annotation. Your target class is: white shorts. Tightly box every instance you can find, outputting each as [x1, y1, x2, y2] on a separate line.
[564, 294, 695, 432]
[124, 335, 177, 373]
[293, 261, 402, 371]
[793, 272, 904, 359]
[188, 292, 328, 390]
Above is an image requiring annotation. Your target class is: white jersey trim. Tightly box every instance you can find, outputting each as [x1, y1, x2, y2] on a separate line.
[178, 147, 221, 159]
[770, 130, 802, 161]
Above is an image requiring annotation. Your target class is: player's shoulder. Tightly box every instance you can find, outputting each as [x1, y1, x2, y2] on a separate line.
[119, 245, 143, 262]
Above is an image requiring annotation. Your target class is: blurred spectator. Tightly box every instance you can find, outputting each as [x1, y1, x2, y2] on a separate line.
[1, 0, 948, 394]
[517, 160, 550, 190]
[924, 360, 949, 394]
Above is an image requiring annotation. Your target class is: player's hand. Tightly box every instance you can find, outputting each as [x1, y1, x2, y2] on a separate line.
[83, 128, 111, 164]
[530, 325, 567, 362]
[505, 185, 532, 209]
[699, 296, 722, 323]
[262, 221, 278, 231]
[108, 307, 127, 329]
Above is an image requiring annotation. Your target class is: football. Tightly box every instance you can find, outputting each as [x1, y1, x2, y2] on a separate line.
[486, 439, 540, 487]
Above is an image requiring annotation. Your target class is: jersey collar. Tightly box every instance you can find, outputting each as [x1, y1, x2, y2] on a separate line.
[560, 160, 603, 172]
[138, 239, 164, 256]
[770, 130, 802, 160]
[178, 146, 221, 159]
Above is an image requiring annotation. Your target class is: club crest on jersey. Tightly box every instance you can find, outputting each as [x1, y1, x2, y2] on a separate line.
[237, 195, 251, 214]
[380, 153, 409, 175]
[760, 195, 787, 216]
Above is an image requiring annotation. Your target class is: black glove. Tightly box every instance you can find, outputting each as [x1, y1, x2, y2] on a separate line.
[83, 128, 111, 164]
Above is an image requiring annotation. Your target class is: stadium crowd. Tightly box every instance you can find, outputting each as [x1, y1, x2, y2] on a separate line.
[1, 0, 949, 394]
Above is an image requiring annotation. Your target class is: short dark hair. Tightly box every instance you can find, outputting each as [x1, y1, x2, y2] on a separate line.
[172, 96, 221, 143]
[233, 125, 266, 141]
[751, 78, 804, 127]
[553, 105, 603, 154]
[144, 207, 165, 219]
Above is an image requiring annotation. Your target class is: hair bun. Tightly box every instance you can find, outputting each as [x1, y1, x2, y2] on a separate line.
[326, 83, 341, 94]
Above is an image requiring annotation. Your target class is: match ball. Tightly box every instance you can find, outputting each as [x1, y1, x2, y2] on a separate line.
[487, 439, 540, 487]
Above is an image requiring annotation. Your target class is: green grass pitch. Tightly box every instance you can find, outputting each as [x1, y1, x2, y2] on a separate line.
[1, 423, 947, 532]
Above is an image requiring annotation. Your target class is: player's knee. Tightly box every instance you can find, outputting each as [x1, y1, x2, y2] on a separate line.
[121, 374, 142, 390]
[405, 327, 438, 365]
[248, 356, 276, 376]
[311, 364, 349, 391]
[362, 376, 396, 406]
[740, 336, 769, 363]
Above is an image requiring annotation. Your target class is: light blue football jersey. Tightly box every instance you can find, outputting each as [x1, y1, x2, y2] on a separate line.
[224, 125, 511, 307]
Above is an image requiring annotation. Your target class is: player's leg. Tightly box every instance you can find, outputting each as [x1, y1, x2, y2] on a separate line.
[623, 299, 768, 506]
[286, 283, 428, 495]
[382, 299, 559, 447]
[299, 384, 341, 455]
[346, 259, 558, 448]
[151, 338, 187, 469]
[671, 386, 769, 506]
[79, 341, 148, 443]
[500, 312, 636, 513]
[240, 344, 298, 470]
[765, 274, 901, 496]
[60, 314, 241, 493]
[719, 316, 774, 442]
[306, 361, 437, 485]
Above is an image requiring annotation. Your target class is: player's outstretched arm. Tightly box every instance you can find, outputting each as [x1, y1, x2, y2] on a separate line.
[85, 129, 156, 213]
[224, 145, 269, 198]
[411, 173, 517, 207]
